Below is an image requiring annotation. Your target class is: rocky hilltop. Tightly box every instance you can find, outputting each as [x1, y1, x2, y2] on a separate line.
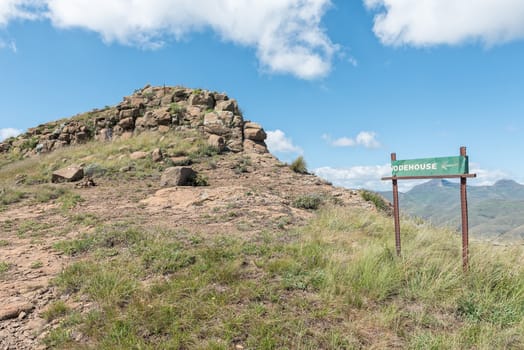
[0, 85, 268, 157]
[0, 86, 379, 349]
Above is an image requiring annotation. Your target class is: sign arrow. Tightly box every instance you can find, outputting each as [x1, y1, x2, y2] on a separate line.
[441, 162, 459, 170]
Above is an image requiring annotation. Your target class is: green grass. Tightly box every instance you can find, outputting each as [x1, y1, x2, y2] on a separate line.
[289, 156, 308, 174]
[33, 185, 69, 203]
[234, 156, 252, 174]
[58, 192, 84, 211]
[293, 193, 323, 210]
[0, 187, 26, 205]
[17, 220, 53, 238]
[361, 189, 390, 212]
[0, 130, 203, 186]
[30, 260, 44, 269]
[0, 261, 9, 274]
[43, 207, 524, 349]
[42, 301, 70, 321]
[169, 102, 185, 115]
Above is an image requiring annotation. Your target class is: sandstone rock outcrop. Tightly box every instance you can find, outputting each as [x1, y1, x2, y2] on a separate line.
[243, 122, 268, 154]
[0, 86, 268, 157]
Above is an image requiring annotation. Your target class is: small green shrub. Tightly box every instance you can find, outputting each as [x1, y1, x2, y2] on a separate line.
[43, 328, 72, 348]
[192, 173, 209, 186]
[170, 102, 185, 115]
[143, 91, 155, 100]
[0, 261, 9, 273]
[290, 156, 308, 174]
[30, 261, 43, 269]
[360, 190, 389, 212]
[293, 194, 322, 210]
[42, 301, 70, 321]
[234, 156, 252, 174]
[20, 137, 39, 151]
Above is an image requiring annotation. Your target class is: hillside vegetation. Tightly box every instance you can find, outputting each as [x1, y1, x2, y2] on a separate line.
[1, 87, 523, 349]
[43, 208, 524, 349]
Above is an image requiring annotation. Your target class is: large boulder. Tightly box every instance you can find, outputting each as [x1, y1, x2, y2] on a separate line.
[151, 148, 163, 162]
[95, 128, 112, 142]
[160, 167, 197, 187]
[130, 151, 149, 160]
[204, 112, 230, 136]
[118, 117, 135, 130]
[215, 99, 239, 114]
[52, 166, 84, 183]
[0, 142, 10, 153]
[173, 88, 191, 102]
[0, 301, 34, 321]
[119, 108, 139, 119]
[244, 122, 267, 142]
[135, 113, 158, 131]
[243, 139, 268, 154]
[208, 135, 225, 153]
[188, 91, 215, 109]
[151, 107, 172, 126]
[73, 131, 89, 143]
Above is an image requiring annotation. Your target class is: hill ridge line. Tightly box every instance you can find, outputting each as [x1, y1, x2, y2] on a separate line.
[0, 85, 268, 157]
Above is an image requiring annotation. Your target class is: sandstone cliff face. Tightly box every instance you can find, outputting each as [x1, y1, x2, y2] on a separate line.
[0, 85, 268, 156]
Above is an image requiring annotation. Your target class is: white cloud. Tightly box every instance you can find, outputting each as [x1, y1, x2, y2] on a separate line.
[323, 131, 381, 148]
[469, 163, 509, 186]
[0, 127, 22, 141]
[39, 0, 336, 79]
[0, 0, 43, 26]
[313, 163, 406, 191]
[365, 0, 524, 47]
[314, 162, 514, 192]
[0, 38, 17, 52]
[1, 1, 337, 78]
[266, 129, 302, 154]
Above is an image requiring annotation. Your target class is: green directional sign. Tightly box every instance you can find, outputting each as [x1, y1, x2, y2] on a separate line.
[391, 156, 468, 177]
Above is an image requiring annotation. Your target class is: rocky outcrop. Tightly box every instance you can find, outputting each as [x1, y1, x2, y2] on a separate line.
[0, 85, 268, 157]
[243, 122, 268, 154]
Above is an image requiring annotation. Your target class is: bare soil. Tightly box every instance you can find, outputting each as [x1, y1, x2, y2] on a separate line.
[0, 152, 372, 349]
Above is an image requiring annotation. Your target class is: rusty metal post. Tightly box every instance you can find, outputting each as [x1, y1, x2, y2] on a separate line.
[460, 147, 469, 272]
[391, 153, 401, 256]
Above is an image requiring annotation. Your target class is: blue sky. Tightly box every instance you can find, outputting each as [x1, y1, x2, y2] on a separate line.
[1, 0, 524, 191]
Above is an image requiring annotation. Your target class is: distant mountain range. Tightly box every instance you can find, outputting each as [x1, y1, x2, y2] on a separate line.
[380, 179, 524, 240]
